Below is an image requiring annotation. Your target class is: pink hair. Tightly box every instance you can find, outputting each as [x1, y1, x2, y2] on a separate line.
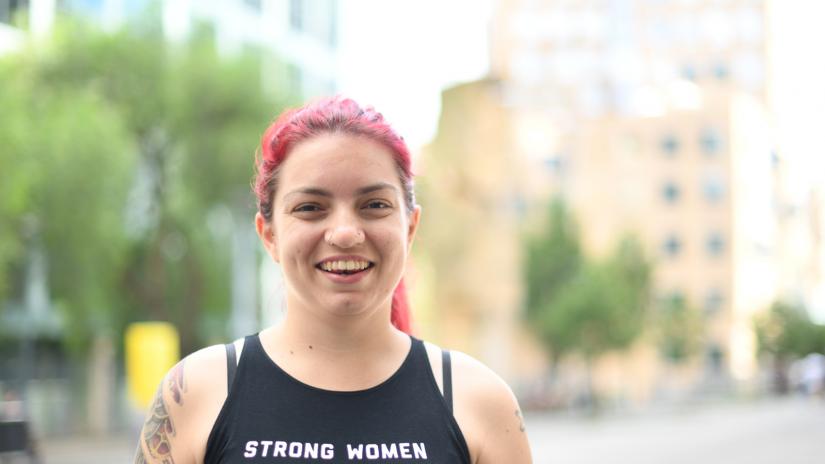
[254, 96, 414, 334]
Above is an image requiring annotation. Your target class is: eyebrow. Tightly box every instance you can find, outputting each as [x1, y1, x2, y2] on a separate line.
[283, 182, 399, 200]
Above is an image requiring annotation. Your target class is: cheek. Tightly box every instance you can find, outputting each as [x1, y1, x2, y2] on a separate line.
[277, 223, 312, 263]
[374, 224, 408, 258]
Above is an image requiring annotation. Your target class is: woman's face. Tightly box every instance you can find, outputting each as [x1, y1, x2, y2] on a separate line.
[256, 133, 420, 319]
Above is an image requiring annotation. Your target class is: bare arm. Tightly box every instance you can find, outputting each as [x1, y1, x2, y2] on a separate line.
[134, 360, 194, 464]
[451, 352, 533, 464]
[472, 385, 532, 463]
[134, 344, 228, 464]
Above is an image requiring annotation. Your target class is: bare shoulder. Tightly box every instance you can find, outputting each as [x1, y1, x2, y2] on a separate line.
[449, 350, 533, 464]
[134, 342, 236, 464]
[177, 343, 232, 402]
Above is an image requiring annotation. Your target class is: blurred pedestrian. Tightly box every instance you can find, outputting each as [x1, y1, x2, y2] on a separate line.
[133, 97, 532, 463]
[0, 391, 24, 422]
[0, 390, 40, 464]
[799, 353, 825, 397]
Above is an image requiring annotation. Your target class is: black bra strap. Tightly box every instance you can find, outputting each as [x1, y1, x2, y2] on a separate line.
[225, 342, 237, 394]
[441, 349, 453, 414]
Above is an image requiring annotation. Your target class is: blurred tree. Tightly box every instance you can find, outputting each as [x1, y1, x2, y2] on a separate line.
[524, 199, 651, 406]
[654, 293, 704, 364]
[524, 198, 582, 330]
[0, 51, 136, 347]
[604, 236, 652, 348]
[0, 18, 288, 355]
[754, 301, 825, 393]
[754, 301, 825, 357]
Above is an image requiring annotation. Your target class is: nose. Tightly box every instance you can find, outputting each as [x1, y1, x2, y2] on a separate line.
[324, 222, 365, 249]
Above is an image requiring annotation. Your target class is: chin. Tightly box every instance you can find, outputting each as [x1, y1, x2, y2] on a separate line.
[324, 296, 384, 317]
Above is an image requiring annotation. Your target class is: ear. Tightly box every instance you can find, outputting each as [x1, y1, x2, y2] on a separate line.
[255, 212, 280, 263]
[406, 205, 421, 254]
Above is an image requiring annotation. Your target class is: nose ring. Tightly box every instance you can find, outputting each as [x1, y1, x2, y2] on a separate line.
[325, 229, 364, 247]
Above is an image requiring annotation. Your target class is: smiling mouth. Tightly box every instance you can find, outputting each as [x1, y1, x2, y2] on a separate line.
[316, 260, 375, 275]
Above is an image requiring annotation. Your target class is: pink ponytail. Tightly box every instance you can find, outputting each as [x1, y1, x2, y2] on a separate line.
[391, 279, 412, 334]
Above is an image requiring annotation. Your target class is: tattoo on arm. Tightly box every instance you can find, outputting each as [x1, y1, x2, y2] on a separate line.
[168, 360, 187, 406]
[142, 385, 176, 463]
[134, 443, 147, 464]
[515, 409, 526, 432]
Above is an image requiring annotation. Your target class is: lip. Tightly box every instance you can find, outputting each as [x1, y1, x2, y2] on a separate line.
[318, 265, 373, 284]
[315, 254, 374, 267]
[315, 254, 375, 284]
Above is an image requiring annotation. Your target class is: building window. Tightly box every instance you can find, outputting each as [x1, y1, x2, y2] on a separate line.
[662, 181, 680, 203]
[289, 0, 304, 31]
[660, 134, 680, 156]
[700, 127, 722, 155]
[243, 0, 262, 12]
[681, 64, 697, 81]
[326, 0, 338, 48]
[705, 343, 724, 374]
[771, 149, 780, 168]
[701, 174, 725, 203]
[712, 62, 729, 81]
[706, 231, 725, 257]
[704, 288, 724, 315]
[544, 154, 565, 173]
[664, 290, 686, 309]
[1, 0, 27, 24]
[663, 234, 682, 257]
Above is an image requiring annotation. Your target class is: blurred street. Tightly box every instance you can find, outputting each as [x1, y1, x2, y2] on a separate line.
[528, 397, 825, 464]
[18, 397, 823, 463]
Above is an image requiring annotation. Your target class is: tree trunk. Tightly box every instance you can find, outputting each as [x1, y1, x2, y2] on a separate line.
[87, 334, 114, 435]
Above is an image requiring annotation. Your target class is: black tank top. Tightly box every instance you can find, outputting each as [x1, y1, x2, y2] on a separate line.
[204, 334, 471, 463]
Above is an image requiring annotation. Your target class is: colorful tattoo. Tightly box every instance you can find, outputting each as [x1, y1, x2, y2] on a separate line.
[515, 409, 526, 432]
[142, 386, 176, 463]
[168, 360, 187, 406]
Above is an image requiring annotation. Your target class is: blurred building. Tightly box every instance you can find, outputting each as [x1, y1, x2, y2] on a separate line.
[422, 0, 824, 405]
[562, 90, 779, 390]
[0, 0, 34, 53]
[415, 79, 543, 381]
[491, 0, 768, 116]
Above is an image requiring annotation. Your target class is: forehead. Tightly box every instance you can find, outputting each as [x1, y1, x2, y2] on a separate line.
[278, 133, 401, 191]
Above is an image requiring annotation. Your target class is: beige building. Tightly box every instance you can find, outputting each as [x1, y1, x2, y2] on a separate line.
[414, 0, 825, 405]
[491, 0, 769, 115]
[417, 80, 782, 402]
[495, 0, 797, 393]
[559, 90, 780, 387]
[412, 79, 544, 382]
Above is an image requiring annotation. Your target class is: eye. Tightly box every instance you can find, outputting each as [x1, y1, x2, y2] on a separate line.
[292, 203, 323, 213]
[364, 200, 392, 210]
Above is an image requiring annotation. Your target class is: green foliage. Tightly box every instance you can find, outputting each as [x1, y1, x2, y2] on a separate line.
[654, 294, 704, 363]
[0, 50, 135, 330]
[754, 301, 825, 358]
[524, 198, 581, 324]
[0, 18, 288, 354]
[604, 236, 652, 331]
[524, 198, 651, 362]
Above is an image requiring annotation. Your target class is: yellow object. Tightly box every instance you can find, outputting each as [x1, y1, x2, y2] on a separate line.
[125, 322, 180, 410]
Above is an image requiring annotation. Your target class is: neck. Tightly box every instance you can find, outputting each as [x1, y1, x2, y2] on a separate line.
[267, 295, 406, 356]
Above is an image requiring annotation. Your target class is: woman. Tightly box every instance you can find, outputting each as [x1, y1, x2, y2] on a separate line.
[135, 97, 532, 463]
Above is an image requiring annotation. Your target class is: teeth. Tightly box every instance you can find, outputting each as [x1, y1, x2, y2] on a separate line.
[320, 260, 370, 272]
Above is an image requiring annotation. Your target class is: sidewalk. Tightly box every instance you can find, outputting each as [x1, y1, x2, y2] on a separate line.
[38, 435, 134, 464]
[527, 396, 825, 464]
[27, 396, 825, 463]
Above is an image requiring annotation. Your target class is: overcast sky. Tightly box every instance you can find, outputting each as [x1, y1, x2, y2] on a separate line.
[335, 0, 494, 151]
